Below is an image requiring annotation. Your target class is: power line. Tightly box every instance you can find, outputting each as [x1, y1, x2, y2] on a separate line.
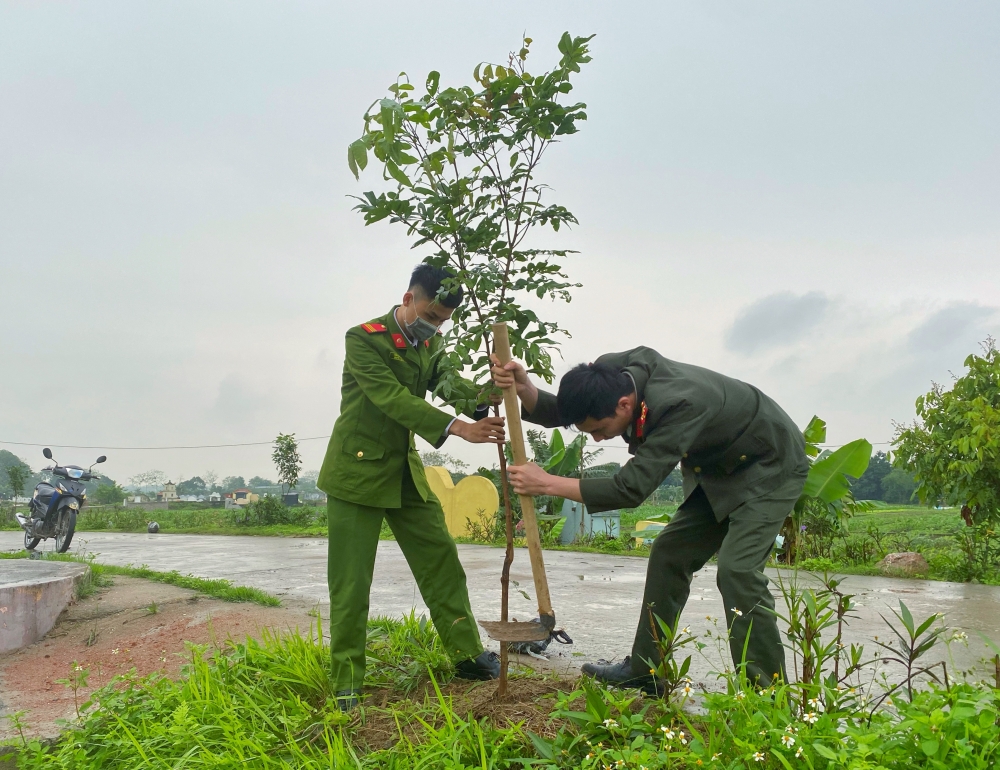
[0, 436, 331, 451]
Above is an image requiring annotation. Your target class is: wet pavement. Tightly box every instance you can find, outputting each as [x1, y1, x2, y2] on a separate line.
[3, 531, 999, 683]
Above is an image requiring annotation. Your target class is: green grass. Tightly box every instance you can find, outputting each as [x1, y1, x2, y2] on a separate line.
[5, 605, 999, 768]
[0, 551, 280, 606]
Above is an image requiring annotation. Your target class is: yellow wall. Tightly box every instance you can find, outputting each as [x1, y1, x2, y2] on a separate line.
[424, 467, 500, 538]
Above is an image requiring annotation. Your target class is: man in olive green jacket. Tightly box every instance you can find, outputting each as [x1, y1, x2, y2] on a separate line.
[319, 265, 506, 710]
[492, 347, 808, 688]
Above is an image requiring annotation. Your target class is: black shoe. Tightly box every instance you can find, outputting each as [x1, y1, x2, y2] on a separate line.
[455, 650, 501, 681]
[581, 656, 659, 694]
[335, 689, 360, 712]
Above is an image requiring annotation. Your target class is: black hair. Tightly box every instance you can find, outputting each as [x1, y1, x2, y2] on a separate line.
[556, 363, 636, 426]
[408, 263, 464, 308]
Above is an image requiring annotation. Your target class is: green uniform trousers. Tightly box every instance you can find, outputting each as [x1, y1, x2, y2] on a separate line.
[327, 467, 484, 692]
[631, 475, 805, 685]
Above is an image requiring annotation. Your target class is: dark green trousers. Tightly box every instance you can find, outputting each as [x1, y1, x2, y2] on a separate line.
[631, 477, 804, 684]
[327, 468, 484, 692]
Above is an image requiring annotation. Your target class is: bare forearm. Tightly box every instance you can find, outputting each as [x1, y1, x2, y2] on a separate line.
[517, 380, 539, 413]
[543, 475, 583, 503]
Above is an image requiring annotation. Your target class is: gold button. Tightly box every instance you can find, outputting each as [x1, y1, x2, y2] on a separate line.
[694, 466, 701, 473]
[682, 453, 688, 459]
[740, 455, 747, 462]
[357, 451, 364, 458]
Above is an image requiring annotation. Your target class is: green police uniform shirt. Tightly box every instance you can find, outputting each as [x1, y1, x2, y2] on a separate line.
[526, 347, 808, 520]
[317, 307, 486, 509]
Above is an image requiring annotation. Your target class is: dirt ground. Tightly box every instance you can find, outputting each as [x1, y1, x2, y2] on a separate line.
[0, 575, 316, 742]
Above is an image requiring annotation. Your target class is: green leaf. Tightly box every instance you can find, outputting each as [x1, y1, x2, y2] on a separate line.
[802, 438, 873, 503]
[920, 739, 939, 756]
[385, 159, 412, 188]
[812, 743, 838, 760]
[425, 70, 440, 95]
[526, 731, 555, 760]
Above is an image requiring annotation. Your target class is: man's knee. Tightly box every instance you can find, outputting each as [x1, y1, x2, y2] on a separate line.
[716, 563, 767, 594]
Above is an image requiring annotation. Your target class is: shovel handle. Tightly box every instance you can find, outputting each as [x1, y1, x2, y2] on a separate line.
[492, 323, 554, 630]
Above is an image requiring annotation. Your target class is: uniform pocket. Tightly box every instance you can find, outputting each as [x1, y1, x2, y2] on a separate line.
[342, 435, 386, 462]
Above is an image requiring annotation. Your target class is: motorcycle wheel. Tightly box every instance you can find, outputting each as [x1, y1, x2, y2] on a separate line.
[55, 510, 77, 553]
[24, 530, 41, 551]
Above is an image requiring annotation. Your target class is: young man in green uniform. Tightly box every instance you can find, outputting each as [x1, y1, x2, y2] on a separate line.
[319, 264, 505, 710]
[492, 347, 808, 688]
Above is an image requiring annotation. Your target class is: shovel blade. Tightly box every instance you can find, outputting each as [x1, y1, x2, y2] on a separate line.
[479, 620, 551, 643]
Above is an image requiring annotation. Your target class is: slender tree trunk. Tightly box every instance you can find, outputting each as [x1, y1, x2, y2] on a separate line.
[496, 407, 514, 698]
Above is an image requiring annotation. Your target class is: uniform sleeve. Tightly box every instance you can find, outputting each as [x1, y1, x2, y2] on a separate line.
[580, 395, 714, 512]
[345, 332, 453, 446]
[522, 388, 564, 428]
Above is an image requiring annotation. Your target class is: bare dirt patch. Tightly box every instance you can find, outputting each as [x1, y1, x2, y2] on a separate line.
[0, 575, 315, 741]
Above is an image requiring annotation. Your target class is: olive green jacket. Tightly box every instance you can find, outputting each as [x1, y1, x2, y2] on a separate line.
[317, 307, 485, 509]
[526, 347, 808, 520]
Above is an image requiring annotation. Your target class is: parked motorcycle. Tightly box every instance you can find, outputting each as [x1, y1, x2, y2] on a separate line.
[16, 448, 106, 553]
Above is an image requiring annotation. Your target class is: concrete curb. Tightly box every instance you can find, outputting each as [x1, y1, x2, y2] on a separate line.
[0, 560, 90, 655]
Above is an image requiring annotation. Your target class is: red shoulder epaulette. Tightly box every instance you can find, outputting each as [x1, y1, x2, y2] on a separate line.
[361, 322, 387, 334]
[391, 333, 407, 349]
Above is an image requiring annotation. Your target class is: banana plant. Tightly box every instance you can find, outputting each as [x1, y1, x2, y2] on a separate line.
[784, 416, 873, 563]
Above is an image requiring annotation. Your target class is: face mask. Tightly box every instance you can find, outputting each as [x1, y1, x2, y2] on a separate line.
[403, 304, 439, 343]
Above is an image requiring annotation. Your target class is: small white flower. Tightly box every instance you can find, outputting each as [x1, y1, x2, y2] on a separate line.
[679, 731, 688, 745]
[112, 648, 120, 655]
[781, 734, 795, 748]
[735, 691, 746, 700]
[803, 712, 819, 724]
[662, 728, 676, 740]
[712, 754, 721, 762]
[681, 626, 691, 634]
[682, 683, 693, 695]
[807, 697, 825, 712]
[795, 746, 804, 758]
[731, 607, 743, 617]
[603, 718, 618, 728]
[784, 724, 797, 733]
[753, 752, 765, 762]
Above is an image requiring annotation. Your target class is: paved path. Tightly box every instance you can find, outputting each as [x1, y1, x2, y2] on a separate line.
[3, 531, 999, 683]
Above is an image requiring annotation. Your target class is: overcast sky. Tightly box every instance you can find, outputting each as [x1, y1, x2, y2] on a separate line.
[2, 1, 998, 485]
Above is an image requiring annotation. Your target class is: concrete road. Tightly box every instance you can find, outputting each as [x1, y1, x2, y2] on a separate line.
[3, 531, 999, 683]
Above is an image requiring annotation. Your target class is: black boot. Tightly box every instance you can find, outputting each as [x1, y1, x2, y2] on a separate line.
[335, 689, 360, 712]
[581, 656, 659, 694]
[455, 650, 501, 680]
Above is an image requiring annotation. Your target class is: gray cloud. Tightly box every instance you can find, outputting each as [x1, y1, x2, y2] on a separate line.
[724, 292, 830, 354]
[907, 302, 997, 353]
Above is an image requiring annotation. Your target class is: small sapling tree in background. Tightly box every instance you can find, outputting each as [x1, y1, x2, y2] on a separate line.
[272, 433, 302, 496]
[6, 463, 29, 518]
[893, 337, 1000, 580]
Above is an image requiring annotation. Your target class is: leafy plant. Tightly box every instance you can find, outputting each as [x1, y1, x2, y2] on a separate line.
[347, 31, 593, 401]
[893, 338, 1000, 527]
[5, 462, 29, 517]
[784, 416, 873, 563]
[272, 433, 302, 495]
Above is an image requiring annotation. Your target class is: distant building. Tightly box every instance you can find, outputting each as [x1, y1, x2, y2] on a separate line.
[156, 481, 179, 503]
[226, 488, 259, 506]
[208, 491, 222, 502]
